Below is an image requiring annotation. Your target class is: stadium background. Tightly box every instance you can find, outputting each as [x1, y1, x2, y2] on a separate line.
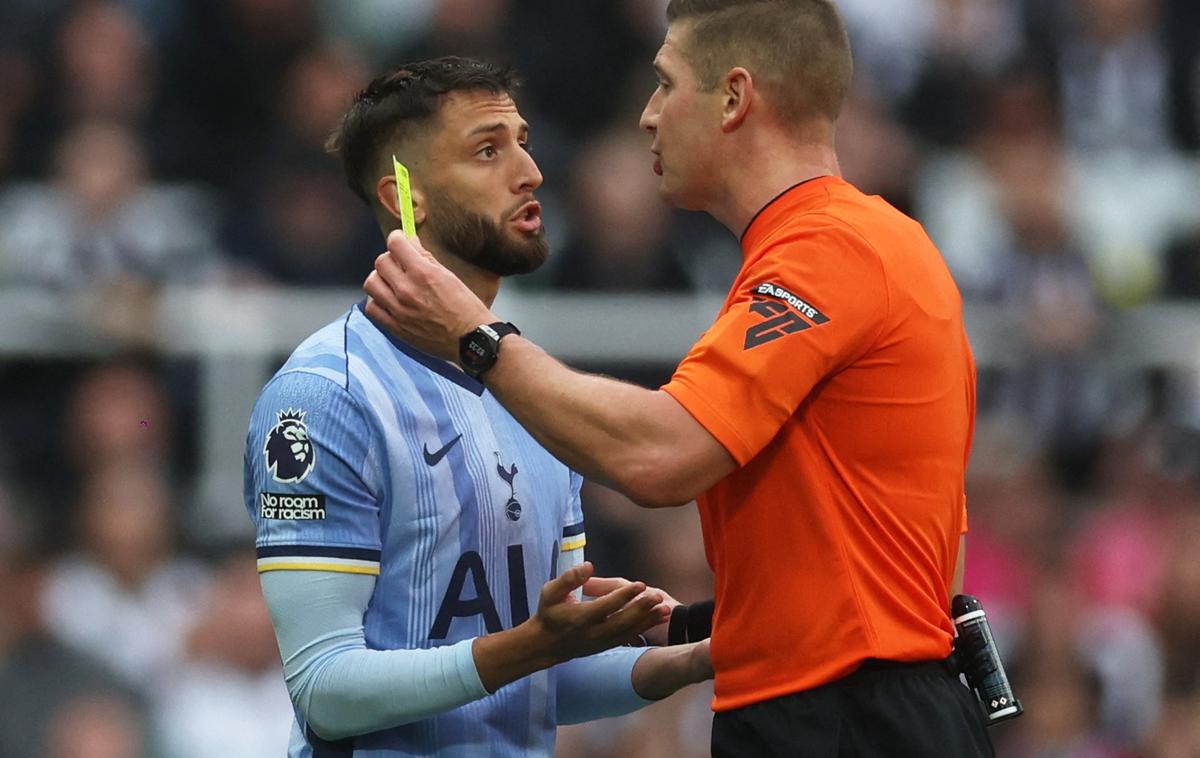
[1, 0, 1199, 755]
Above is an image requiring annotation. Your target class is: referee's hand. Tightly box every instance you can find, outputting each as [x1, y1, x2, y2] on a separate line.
[364, 230, 496, 362]
[583, 576, 681, 646]
[534, 562, 672, 662]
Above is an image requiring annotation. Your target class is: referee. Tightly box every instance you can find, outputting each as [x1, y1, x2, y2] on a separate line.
[364, 0, 994, 754]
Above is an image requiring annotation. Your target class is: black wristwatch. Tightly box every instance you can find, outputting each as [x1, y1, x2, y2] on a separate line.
[459, 322, 521, 380]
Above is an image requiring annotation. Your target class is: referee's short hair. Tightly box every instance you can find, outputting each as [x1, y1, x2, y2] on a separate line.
[326, 57, 523, 205]
[665, 0, 853, 124]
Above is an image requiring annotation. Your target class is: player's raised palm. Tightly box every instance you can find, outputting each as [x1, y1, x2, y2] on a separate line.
[534, 562, 672, 662]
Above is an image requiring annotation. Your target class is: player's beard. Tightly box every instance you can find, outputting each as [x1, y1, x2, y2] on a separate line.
[421, 185, 549, 277]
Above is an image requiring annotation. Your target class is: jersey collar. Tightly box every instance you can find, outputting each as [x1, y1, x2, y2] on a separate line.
[355, 300, 486, 396]
[740, 175, 842, 255]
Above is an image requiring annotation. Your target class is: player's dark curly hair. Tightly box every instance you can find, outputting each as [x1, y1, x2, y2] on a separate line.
[664, 0, 852, 124]
[326, 56, 522, 205]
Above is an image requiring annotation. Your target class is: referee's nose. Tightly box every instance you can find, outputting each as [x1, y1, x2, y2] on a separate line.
[640, 89, 661, 135]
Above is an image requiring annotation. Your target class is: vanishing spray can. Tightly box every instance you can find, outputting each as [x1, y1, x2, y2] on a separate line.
[952, 594, 1023, 725]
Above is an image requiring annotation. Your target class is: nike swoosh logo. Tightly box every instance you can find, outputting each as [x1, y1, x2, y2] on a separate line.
[423, 434, 463, 466]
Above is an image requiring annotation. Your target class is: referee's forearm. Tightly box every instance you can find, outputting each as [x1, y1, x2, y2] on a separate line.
[630, 641, 713, 700]
[484, 337, 689, 506]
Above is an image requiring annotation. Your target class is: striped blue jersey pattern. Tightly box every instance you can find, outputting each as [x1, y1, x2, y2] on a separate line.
[243, 303, 586, 757]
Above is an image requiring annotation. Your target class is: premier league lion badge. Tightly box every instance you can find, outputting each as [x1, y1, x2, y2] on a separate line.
[264, 409, 316, 484]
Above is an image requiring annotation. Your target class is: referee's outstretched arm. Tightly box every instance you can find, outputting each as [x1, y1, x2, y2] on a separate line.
[365, 232, 737, 510]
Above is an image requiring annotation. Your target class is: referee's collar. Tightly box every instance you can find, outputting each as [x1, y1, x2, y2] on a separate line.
[740, 175, 841, 254]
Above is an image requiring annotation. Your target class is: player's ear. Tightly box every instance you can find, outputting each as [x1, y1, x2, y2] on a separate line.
[410, 185, 427, 226]
[376, 174, 401, 220]
[375, 175, 428, 226]
[721, 67, 753, 132]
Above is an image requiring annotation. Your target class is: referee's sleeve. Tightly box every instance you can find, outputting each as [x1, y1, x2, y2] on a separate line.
[663, 227, 887, 464]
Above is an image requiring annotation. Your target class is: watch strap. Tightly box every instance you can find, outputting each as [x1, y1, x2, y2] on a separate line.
[485, 321, 521, 340]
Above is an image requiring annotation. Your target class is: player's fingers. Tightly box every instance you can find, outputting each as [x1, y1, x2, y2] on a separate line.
[540, 562, 594, 605]
[582, 576, 634, 599]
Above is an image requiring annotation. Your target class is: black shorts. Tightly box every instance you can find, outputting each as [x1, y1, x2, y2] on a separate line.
[711, 659, 995, 758]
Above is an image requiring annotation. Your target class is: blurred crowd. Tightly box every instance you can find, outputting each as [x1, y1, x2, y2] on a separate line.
[1, 0, 1199, 756]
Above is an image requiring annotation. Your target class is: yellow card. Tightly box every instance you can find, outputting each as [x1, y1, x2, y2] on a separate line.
[392, 155, 417, 239]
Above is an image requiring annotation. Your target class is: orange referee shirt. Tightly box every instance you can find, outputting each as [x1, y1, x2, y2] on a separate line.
[663, 176, 976, 711]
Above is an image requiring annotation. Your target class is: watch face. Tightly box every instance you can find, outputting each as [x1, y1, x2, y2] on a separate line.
[464, 336, 489, 363]
[460, 323, 517, 379]
[461, 329, 498, 375]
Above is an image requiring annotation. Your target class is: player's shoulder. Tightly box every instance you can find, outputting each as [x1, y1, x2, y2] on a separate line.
[273, 309, 356, 387]
[251, 308, 367, 425]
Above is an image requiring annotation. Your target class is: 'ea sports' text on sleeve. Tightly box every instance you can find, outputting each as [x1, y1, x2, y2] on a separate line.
[662, 225, 889, 465]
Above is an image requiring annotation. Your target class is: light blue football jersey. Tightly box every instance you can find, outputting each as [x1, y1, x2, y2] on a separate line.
[243, 302, 587, 757]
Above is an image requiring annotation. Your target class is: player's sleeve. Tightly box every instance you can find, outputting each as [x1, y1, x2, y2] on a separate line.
[557, 471, 587, 596]
[261, 569, 488, 740]
[244, 370, 382, 576]
[554, 647, 653, 725]
[662, 224, 889, 464]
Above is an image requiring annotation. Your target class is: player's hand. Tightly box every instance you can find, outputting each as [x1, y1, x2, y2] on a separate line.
[363, 230, 496, 362]
[533, 562, 672, 663]
[583, 576, 681, 646]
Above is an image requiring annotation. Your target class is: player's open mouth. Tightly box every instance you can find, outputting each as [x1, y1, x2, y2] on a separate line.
[651, 151, 663, 176]
[510, 201, 542, 233]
